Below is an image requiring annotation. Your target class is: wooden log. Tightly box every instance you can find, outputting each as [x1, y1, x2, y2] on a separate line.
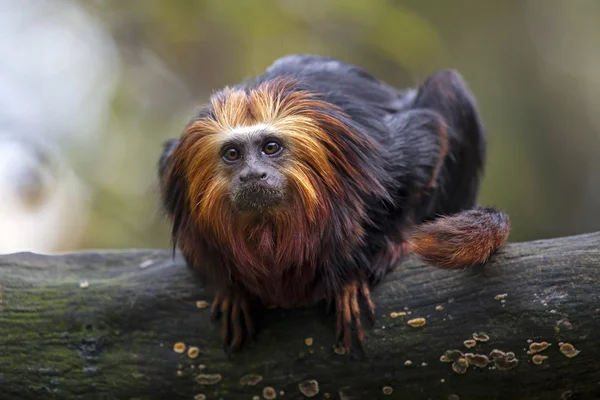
[1, 232, 599, 400]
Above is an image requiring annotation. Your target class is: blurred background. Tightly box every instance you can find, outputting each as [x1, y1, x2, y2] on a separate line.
[0, 0, 599, 254]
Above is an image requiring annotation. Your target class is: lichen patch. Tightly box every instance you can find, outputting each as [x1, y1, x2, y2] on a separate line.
[195, 373, 222, 385]
[173, 342, 186, 353]
[528, 341, 551, 354]
[492, 351, 519, 370]
[452, 358, 469, 374]
[465, 353, 490, 368]
[187, 346, 200, 359]
[263, 386, 277, 399]
[390, 311, 407, 318]
[298, 380, 319, 397]
[532, 354, 548, 365]
[472, 332, 490, 342]
[333, 344, 346, 355]
[239, 374, 263, 386]
[556, 317, 573, 330]
[489, 349, 505, 360]
[196, 300, 210, 309]
[407, 318, 426, 327]
[442, 350, 464, 362]
[559, 343, 580, 358]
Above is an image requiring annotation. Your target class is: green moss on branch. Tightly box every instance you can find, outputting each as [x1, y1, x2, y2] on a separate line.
[1, 233, 600, 399]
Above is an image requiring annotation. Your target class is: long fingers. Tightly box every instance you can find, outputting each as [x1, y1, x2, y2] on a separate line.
[211, 290, 256, 352]
[350, 287, 364, 344]
[335, 278, 376, 354]
[335, 292, 344, 342]
[359, 281, 376, 325]
[241, 297, 256, 341]
[342, 288, 352, 350]
[229, 295, 243, 352]
[220, 295, 232, 349]
[210, 292, 223, 321]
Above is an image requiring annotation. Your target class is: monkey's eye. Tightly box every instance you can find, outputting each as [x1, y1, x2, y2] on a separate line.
[262, 141, 282, 156]
[223, 147, 241, 162]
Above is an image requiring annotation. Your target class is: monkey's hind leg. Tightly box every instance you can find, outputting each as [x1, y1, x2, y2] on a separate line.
[334, 274, 376, 355]
[210, 288, 256, 353]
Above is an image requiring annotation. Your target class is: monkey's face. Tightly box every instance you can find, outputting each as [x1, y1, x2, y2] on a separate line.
[175, 78, 381, 227]
[220, 129, 288, 213]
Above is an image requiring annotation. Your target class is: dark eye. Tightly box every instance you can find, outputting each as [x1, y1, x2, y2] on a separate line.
[223, 147, 241, 162]
[262, 141, 281, 155]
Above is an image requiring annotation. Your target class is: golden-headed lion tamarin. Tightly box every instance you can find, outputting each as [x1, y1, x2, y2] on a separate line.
[158, 54, 510, 354]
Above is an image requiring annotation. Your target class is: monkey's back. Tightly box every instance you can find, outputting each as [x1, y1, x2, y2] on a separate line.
[247, 55, 487, 280]
[249, 54, 485, 221]
[247, 54, 414, 147]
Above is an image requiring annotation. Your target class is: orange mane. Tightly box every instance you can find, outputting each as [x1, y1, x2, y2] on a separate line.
[164, 77, 386, 305]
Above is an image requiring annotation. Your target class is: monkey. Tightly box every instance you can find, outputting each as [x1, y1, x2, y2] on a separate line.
[157, 54, 510, 354]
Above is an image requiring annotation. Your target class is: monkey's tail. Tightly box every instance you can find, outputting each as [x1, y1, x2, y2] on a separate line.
[406, 206, 510, 269]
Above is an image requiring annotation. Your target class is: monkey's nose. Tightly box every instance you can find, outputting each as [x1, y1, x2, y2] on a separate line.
[239, 169, 268, 183]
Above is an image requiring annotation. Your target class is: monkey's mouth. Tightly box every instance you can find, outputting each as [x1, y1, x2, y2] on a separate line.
[231, 183, 285, 213]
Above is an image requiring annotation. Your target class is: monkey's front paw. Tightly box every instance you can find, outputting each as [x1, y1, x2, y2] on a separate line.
[210, 289, 256, 353]
[334, 278, 376, 354]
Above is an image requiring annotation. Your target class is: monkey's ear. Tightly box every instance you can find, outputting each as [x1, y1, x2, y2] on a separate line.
[158, 138, 181, 184]
[157, 137, 187, 221]
[412, 70, 485, 159]
[410, 69, 487, 212]
[386, 108, 448, 194]
[157, 137, 191, 255]
[414, 70, 478, 110]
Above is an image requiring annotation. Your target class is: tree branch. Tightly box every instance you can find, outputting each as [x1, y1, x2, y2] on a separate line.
[1, 232, 600, 400]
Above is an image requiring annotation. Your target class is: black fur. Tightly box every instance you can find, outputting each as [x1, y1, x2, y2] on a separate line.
[159, 54, 486, 308]
[246, 54, 485, 285]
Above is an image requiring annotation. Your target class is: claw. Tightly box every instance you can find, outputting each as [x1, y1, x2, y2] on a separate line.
[220, 295, 231, 348]
[334, 277, 376, 354]
[210, 288, 255, 352]
[240, 297, 256, 341]
[210, 291, 223, 321]
[230, 298, 243, 351]
[360, 281, 376, 325]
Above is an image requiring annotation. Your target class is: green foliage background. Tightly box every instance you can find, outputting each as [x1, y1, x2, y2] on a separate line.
[50, 0, 600, 251]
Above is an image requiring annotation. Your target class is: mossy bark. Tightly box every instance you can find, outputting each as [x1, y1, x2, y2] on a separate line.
[1, 232, 600, 400]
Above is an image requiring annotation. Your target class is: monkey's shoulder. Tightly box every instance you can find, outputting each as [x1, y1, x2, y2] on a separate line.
[247, 54, 407, 115]
[262, 54, 378, 82]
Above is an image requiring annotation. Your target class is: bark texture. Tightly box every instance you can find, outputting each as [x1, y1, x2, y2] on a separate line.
[1, 232, 599, 400]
